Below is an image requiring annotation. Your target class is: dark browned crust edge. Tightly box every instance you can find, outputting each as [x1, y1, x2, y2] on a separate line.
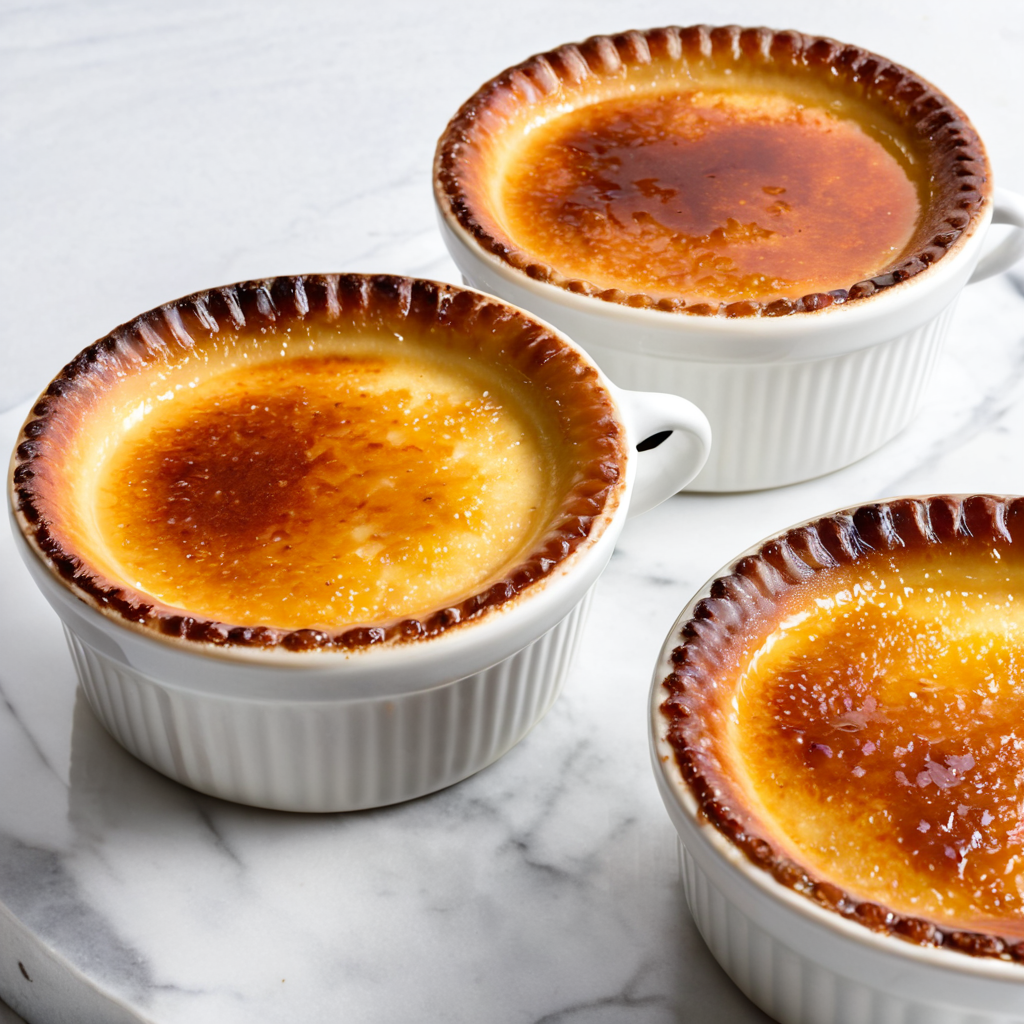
[435, 25, 991, 318]
[660, 495, 1024, 962]
[10, 274, 626, 652]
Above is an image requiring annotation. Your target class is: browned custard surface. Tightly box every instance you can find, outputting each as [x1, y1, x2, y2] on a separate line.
[501, 90, 922, 303]
[91, 342, 560, 631]
[730, 547, 1024, 935]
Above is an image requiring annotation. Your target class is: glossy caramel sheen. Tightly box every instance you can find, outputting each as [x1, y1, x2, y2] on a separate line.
[93, 347, 559, 630]
[730, 548, 1024, 934]
[501, 90, 921, 303]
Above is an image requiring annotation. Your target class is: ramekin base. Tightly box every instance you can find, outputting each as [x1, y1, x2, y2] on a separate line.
[64, 588, 595, 812]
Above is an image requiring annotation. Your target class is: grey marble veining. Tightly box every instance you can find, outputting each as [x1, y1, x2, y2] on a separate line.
[2, 1, 1024, 1021]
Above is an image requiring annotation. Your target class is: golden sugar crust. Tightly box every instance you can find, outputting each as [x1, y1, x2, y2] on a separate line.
[10, 274, 627, 652]
[435, 25, 990, 318]
[660, 495, 1024, 961]
[95, 352, 558, 632]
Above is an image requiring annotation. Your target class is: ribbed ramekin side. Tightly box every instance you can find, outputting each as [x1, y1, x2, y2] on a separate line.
[584, 302, 958, 492]
[62, 588, 595, 812]
[679, 842, 1014, 1024]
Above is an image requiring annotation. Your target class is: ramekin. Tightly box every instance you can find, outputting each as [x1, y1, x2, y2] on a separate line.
[650, 495, 1024, 1024]
[434, 26, 1024, 491]
[9, 274, 711, 812]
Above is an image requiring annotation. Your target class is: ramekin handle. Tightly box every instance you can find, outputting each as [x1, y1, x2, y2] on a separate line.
[968, 188, 1024, 284]
[614, 388, 712, 518]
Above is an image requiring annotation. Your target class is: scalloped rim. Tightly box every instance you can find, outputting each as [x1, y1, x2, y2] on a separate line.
[657, 494, 1024, 962]
[434, 24, 991, 318]
[8, 274, 628, 653]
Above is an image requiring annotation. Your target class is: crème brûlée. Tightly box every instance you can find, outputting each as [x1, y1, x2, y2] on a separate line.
[436, 25, 990, 314]
[94, 349, 555, 631]
[501, 90, 921, 304]
[661, 497, 1024, 957]
[11, 275, 626, 650]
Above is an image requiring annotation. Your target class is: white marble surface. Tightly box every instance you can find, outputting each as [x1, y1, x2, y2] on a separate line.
[2, 1, 1024, 1021]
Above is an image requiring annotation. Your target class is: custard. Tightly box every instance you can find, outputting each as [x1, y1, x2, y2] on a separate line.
[733, 548, 1024, 936]
[436, 25, 989, 315]
[91, 345, 556, 631]
[501, 90, 921, 303]
[12, 275, 626, 649]
[661, 497, 1024, 955]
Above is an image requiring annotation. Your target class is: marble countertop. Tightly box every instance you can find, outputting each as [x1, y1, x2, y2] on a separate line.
[2, 2, 1023, 1021]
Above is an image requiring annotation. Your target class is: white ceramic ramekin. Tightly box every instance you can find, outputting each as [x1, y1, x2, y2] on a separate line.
[10, 275, 710, 813]
[441, 188, 1024, 493]
[434, 26, 1024, 492]
[659, 784, 1024, 1024]
[650, 495, 1024, 1024]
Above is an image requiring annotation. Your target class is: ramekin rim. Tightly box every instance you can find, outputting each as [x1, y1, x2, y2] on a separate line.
[9, 273, 631, 657]
[434, 24, 991, 319]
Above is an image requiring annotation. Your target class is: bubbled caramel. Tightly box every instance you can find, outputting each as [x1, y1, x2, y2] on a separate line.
[96, 351, 557, 631]
[735, 550, 1024, 935]
[661, 497, 1024, 956]
[501, 91, 921, 304]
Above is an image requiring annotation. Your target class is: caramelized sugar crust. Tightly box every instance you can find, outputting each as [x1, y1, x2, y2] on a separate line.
[501, 92, 920, 303]
[737, 550, 1024, 936]
[98, 353, 557, 631]
[436, 25, 989, 317]
[661, 496, 1024, 960]
[11, 275, 626, 651]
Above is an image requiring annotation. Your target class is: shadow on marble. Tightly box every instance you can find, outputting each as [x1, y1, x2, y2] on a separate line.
[63, 687, 776, 1023]
[0, 997, 28, 1024]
